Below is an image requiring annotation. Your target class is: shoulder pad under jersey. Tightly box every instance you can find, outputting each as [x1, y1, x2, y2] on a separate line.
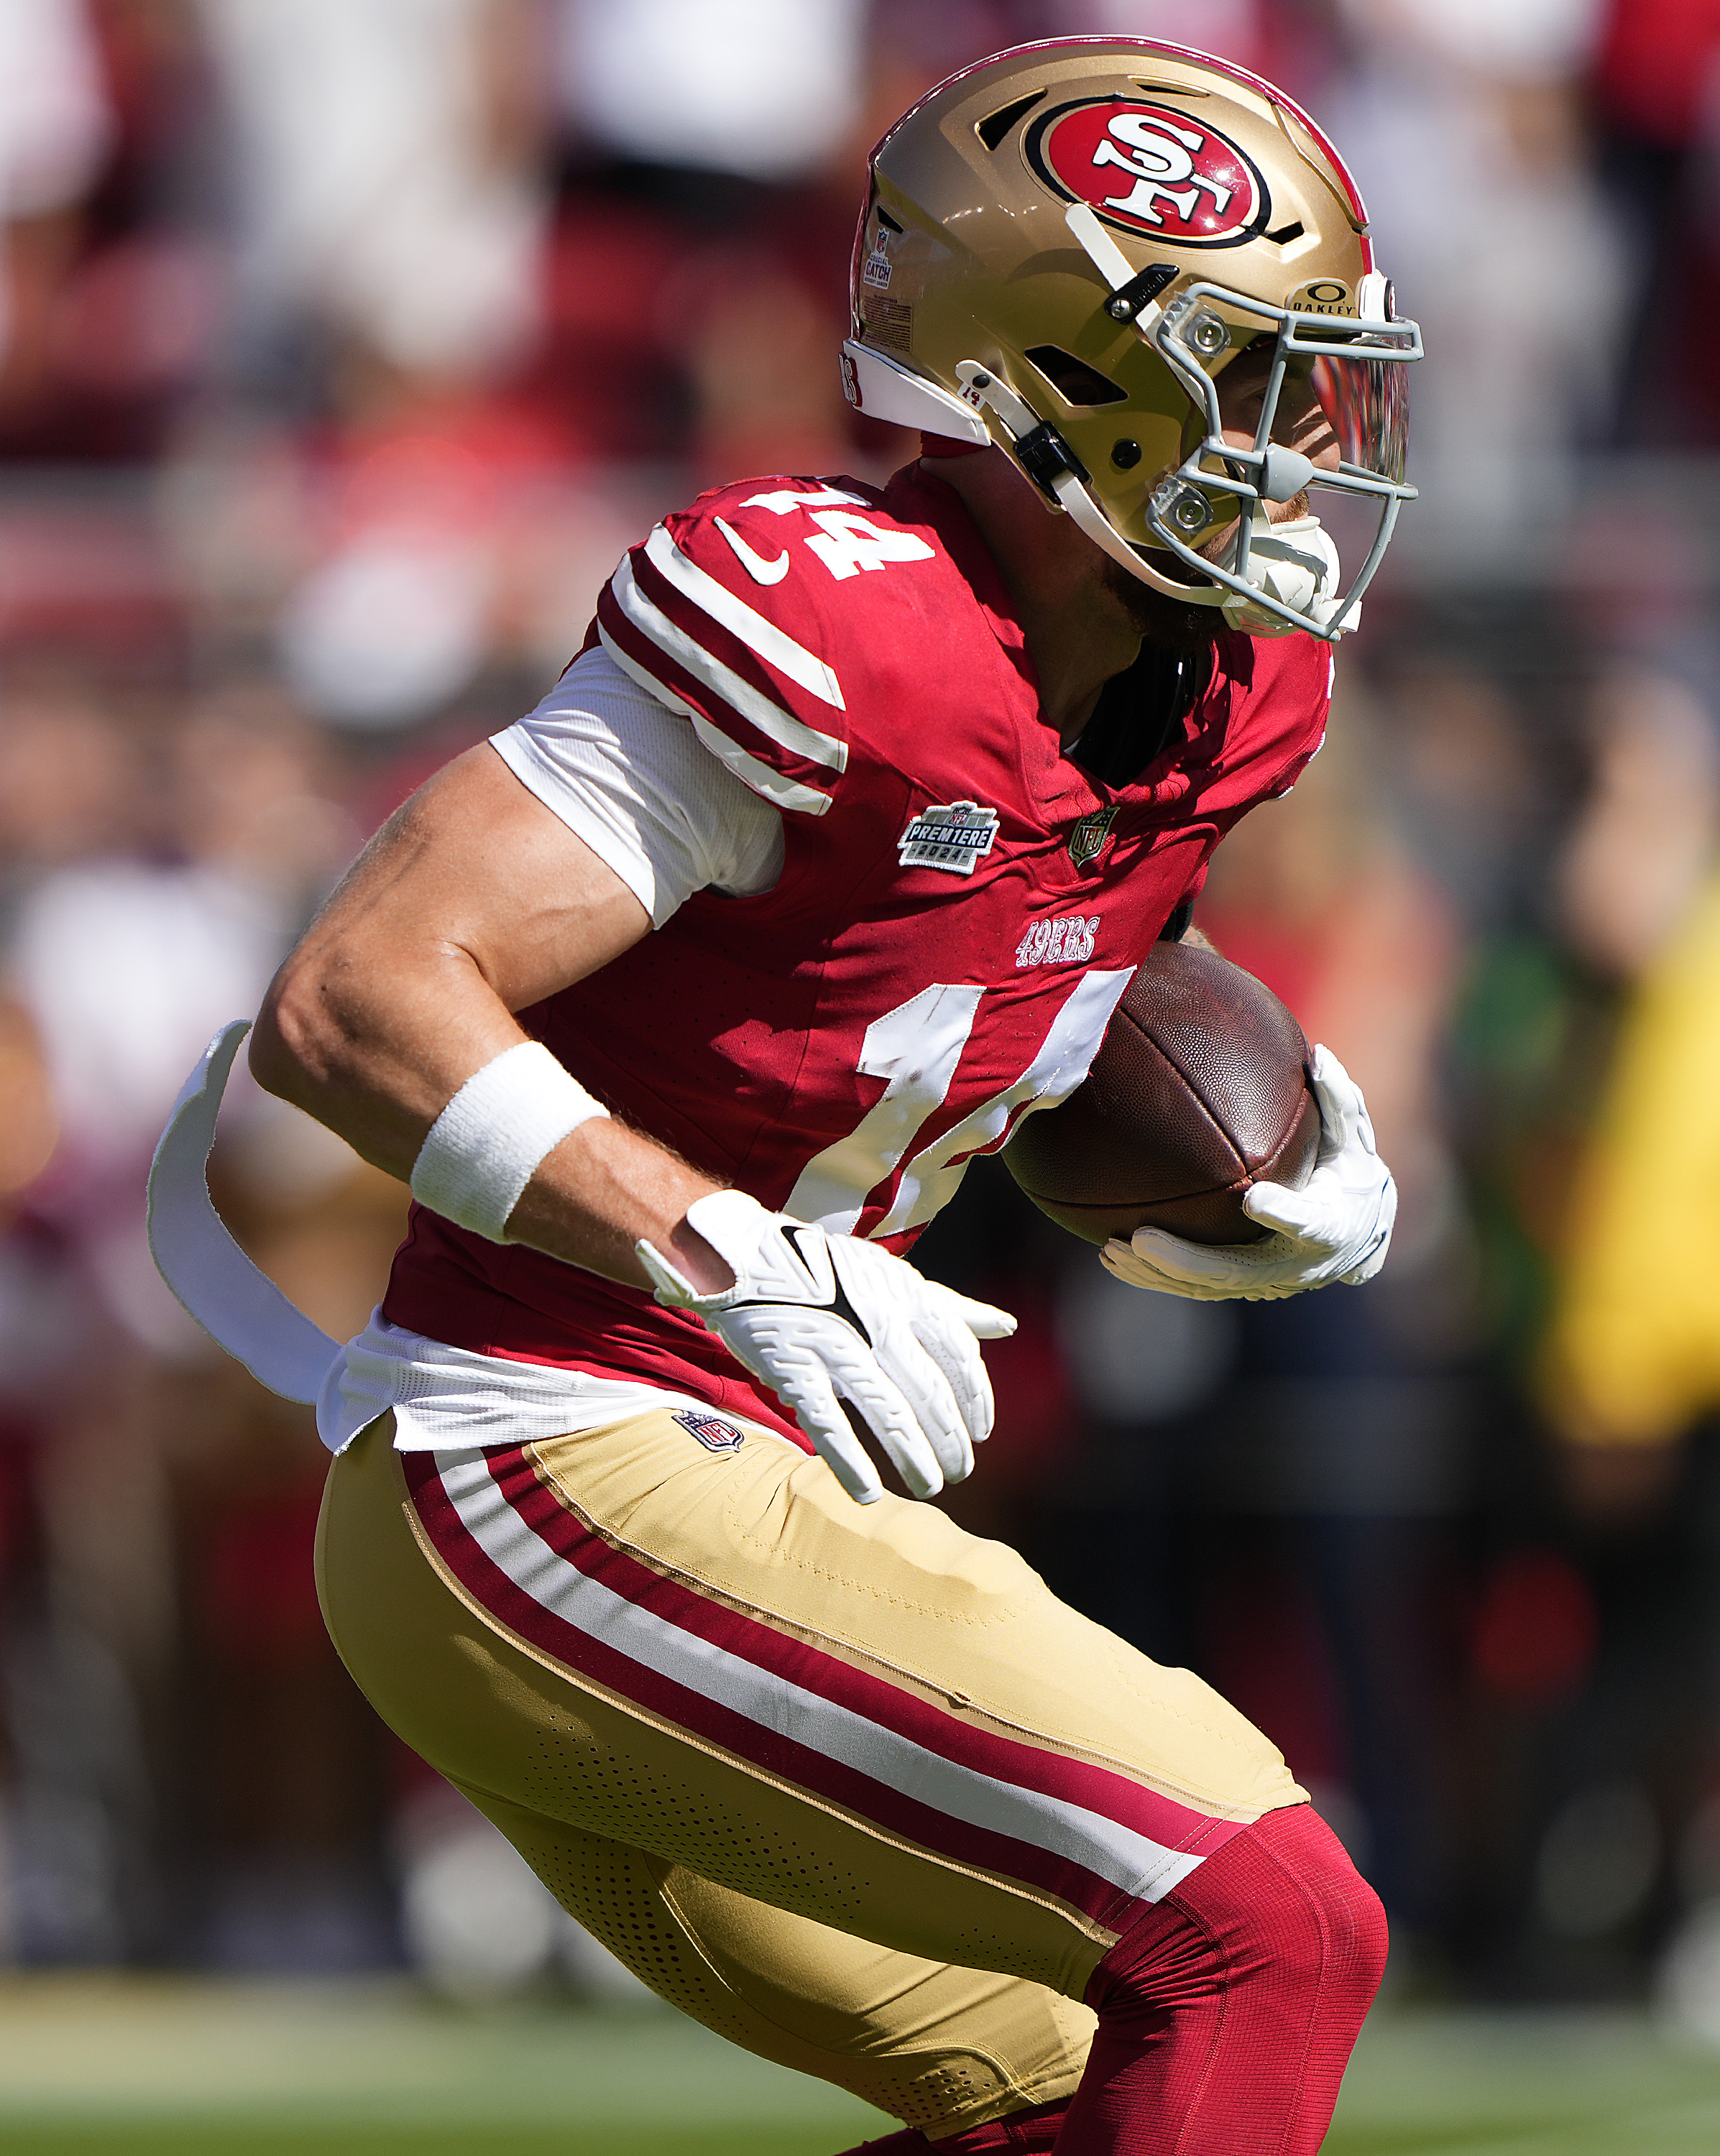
[594, 475, 960, 818]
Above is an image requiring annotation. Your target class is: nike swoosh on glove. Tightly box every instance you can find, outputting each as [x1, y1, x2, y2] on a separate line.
[1098, 1045, 1397, 1303]
[635, 1189, 1016, 1504]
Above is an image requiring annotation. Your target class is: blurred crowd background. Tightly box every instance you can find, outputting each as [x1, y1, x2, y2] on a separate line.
[0, 0, 1718, 2039]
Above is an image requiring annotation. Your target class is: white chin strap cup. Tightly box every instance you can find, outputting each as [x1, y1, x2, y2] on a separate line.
[1218, 510, 1351, 637]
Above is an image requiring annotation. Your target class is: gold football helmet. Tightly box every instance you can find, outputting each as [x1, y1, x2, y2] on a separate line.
[841, 38, 1422, 640]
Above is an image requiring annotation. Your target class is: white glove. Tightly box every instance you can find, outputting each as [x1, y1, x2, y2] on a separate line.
[636, 1190, 1016, 1505]
[1099, 1046, 1395, 1302]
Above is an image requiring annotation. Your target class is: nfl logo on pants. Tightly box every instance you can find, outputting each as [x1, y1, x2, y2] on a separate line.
[672, 1410, 746, 1453]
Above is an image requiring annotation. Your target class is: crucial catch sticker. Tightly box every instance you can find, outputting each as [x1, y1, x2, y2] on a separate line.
[897, 801, 1001, 875]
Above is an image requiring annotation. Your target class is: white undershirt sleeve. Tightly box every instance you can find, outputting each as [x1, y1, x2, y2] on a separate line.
[491, 645, 786, 928]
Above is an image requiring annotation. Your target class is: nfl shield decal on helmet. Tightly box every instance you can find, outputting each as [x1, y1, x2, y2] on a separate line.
[672, 1409, 746, 1453]
[1067, 807, 1119, 870]
[1026, 99, 1267, 247]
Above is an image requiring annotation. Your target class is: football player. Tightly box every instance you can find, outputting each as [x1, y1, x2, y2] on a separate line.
[152, 40, 1416, 2156]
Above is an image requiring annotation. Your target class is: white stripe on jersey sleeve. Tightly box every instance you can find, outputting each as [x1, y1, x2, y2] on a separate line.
[610, 557, 847, 779]
[491, 646, 786, 929]
[598, 622, 834, 818]
[643, 522, 847, 711]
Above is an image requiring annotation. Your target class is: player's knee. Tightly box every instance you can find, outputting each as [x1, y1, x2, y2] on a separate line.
[1250, 1803, 1389, 2003]
[1094, 1803, 1387, 2023]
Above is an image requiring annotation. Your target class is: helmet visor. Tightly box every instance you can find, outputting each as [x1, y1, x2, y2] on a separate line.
[1312, 349, 1409, 484]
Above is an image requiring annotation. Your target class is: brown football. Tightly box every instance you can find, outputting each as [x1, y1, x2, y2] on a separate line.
[1003, 940, 1322, 1245]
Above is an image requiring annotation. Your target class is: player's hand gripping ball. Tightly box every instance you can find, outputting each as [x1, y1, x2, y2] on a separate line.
[1102, 1044, 1396, 1300]
[636, 1190, 1016, 1504]
[1003, 941, 1394, 1299]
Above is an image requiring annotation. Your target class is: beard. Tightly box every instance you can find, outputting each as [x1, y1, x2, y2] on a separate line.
[1101, 553, 1226, 656]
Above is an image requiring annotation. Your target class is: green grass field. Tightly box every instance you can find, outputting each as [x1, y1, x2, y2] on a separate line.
[1, 1977, 1718, 2155]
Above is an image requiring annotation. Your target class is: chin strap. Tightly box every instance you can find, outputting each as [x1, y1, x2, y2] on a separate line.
[950, 361, 1224, 602]
[950, 361, 1353, 640]
[1215, 507, 1354, 637]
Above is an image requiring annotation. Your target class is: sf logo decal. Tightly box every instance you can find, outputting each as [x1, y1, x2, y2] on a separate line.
[1090, 111, 1235, 228]
[1029, 98, 1268, 247]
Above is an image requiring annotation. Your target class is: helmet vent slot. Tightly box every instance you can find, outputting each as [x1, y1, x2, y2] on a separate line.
[875, 207, 904, 234]
[1266, 221, 1305, 245]
[976, 91, 1045, 152]
[1024, 346, 1127, 407]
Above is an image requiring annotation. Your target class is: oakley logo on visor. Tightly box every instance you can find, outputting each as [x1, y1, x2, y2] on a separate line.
[1028, 99, 1267, 248]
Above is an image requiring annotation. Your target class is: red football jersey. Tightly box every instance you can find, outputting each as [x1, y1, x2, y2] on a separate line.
[384, 464, 1330, 1439]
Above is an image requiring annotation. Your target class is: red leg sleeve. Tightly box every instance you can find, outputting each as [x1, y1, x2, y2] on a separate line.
[1056, 1803, 1387, 2155]
[834, 1808, 1381, 2156]
[829, 2136, 932, 2155]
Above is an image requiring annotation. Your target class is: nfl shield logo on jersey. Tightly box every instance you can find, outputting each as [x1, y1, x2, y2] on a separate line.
[672, 1409, 746, 1454]
[897, 801, 1001, 875]
[1067, 808, 1118, 870]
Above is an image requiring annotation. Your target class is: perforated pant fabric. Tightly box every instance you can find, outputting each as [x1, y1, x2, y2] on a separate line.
[833, 2096, 1067, 2154]
[315, 1413, 1359, 2147]
[453, 1784, 1082, 2131]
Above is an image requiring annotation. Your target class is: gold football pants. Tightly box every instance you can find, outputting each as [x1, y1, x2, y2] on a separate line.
[316, 1411, 1304, 2138]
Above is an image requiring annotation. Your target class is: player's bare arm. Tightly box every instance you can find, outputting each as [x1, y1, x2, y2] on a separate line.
[249, 745, 736, 1295]
[249, 737, 1013, 1506]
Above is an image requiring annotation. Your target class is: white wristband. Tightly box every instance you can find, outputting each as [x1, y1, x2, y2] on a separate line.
[410, 1041, 609, 1241]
